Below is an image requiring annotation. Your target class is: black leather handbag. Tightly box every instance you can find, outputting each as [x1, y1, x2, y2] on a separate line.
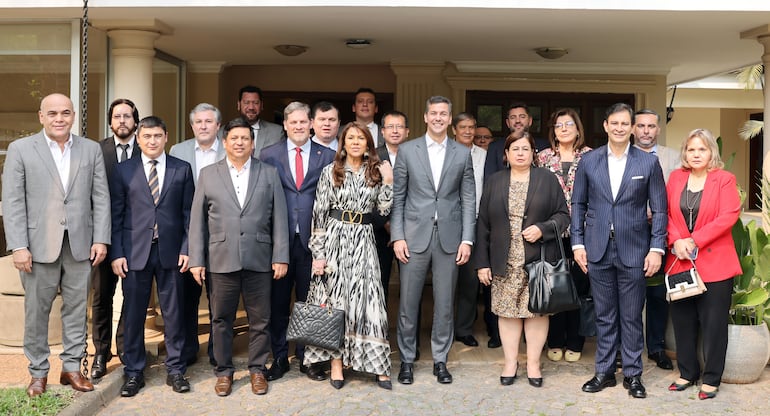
[286, 277, 345, 350]
[526, 221, 580, 314]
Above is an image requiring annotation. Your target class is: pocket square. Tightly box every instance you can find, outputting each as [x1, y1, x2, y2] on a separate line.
[631, 176, 644, 180]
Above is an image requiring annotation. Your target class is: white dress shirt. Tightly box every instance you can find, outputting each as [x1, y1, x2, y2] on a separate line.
[141, 152, 167, 197]
[194, 138, 220, 181]
[113, 135, 136, 162]
[44, 133, 73, 193]
[227, 157, 251, 208]
[470, 144, 487, 214]
[367, 122, 379, 147]
[607, 143, 629, 201]
[311, 135, 338, 151]
[425, 135, 447, 191]
[287, 139, 311, 185]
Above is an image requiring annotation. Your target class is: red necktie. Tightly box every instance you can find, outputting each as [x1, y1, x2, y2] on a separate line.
[295, 147, 304, 190]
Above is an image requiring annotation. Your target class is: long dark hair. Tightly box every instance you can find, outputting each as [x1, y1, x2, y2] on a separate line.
[332, 122, 382, 187]
[546, 108, 586, 151]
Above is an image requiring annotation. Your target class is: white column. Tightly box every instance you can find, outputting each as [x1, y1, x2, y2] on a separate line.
[107, 29, 159, 116]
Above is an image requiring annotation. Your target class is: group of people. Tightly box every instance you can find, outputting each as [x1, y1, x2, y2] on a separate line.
[2, 87, 741, 402]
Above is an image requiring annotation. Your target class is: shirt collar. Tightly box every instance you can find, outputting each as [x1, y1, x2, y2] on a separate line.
[607, 143, 630, 158]
[195, 138, 220, 152]
[44, 132, 73, 149]
[113, 135, 135, 148]
[227, 156, 251, 172]
[286, 139, 311, 153]
[425, 135, 448, 148]
[141, 152, 166, 166]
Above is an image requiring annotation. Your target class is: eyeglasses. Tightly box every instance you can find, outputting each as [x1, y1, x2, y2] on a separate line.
[473, 135, 493, 140]
[112, 114, 133, 121]
[554, 121, 576, 129]
[383, 125, 406, 130]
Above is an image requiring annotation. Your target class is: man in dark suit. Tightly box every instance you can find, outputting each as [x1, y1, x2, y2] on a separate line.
[260, 102, 336, 381]
[110, 116, 195, 397]
[310, 101, 340, 151]
[169, 102, 227, 368]
[353, 88, 385, 148]
[91, 98, 141, 379]
[375, 110, 409, 303]
[189, 117, 289, 397]
[236, 85, 283, 156]
[3, 93, 110, 398]
[571, 103, 667, 399]
[392, 96, 476, 385]
[484, 102, 549, 179]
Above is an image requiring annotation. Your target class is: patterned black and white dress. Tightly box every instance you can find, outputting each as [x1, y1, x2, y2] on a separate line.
[303, 163, 393, 376]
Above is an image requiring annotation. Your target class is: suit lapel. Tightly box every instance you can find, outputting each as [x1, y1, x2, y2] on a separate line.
[216, 160, 241, 208]
[302, 143, 324, 192]
[614, 147, 637, 201]
[594, 146, 613, 202]
[31, 134, 66, 195]
[158, 156, 176, 205]
[241, 158, 260, 211]
[437, 139, 459, 191]
[64, 136, 83, 197]
[415, 137, 436, 192]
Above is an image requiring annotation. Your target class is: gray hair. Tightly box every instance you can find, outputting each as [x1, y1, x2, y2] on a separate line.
[189, 103, 222, 124]
[424, 96, 452, 114]
[283, 101, 311, 119]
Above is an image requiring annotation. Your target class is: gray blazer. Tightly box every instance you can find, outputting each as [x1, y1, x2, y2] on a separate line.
[390, 135, 476, 253]
[2, 131, 111, 262]
[169, 137, 226, 185]
[254, 120, 284, 157]
[188, 157, 289, 274]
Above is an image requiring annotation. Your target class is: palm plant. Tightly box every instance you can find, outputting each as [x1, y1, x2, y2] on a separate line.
[736, 64, 764, 141]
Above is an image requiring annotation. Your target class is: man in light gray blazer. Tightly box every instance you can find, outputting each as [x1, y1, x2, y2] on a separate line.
[170, 102, 227, 367]
[188, 117, 289, 397]
[2, 93, 110, 397]
[236, 85, 284, 157]
[391, 96, 476, 385]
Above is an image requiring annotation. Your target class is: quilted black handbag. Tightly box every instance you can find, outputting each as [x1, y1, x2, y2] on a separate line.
[286, 277, 345, 350]
[664, 258, 706, 302]
[526, 221, 580, 314]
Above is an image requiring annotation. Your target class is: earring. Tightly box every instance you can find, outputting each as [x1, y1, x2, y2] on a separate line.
[363, 152, 369, 159]
[340, 149, 346, 157]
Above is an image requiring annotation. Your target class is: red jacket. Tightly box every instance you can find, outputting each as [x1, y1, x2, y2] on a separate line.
[665, 168, 742, 282]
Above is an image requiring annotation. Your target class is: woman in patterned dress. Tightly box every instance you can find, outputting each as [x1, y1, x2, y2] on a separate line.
[537, 108, 592, 364]
[304, 122, 394, 390]
[475, 132, 570, 387]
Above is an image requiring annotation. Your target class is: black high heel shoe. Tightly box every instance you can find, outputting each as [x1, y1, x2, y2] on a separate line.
[668, 379, 695, 392]
[500, 363, 518, 386]
[330, 377, 345, 389]
[375, 375, 392, 390]
[528, 377, 543, 388]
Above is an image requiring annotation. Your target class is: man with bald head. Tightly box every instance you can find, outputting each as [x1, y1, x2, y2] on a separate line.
[2, 93, 111, 397]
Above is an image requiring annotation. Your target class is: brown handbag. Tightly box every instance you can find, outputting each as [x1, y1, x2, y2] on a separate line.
[664, 258, 707, 302]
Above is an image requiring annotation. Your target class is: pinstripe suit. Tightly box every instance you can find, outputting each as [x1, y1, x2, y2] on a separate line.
[571, 144, 667, 376]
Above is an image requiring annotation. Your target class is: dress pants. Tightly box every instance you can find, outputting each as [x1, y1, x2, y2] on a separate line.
[269, 234, 312, 362]
[91, 257, 125, 359]
[374, 225, 395, 303]
[482, 284, 498, 338]
[454, 261, 478, 337]
[548, 243, 590, 352]
[589, 240, 646, 376]
[645, 283, 668, 354]
[180, 270, 215, 363]
[211, 269, 272, 376]
[397, 226, 458, 363]
[122, 242, 186, 377]
[21, 234, 92, 377]
[670, 278, 732, 386]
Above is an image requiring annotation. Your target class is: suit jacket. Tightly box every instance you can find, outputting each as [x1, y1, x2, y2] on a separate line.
[654, 144, 681, 182]
[2, 131, 111, 262]
[188, 157, 289, 274]
[390, 135, 476, 253]
[570, 145, 667, 268]
[254, 120, 284, 157]
[259, 140, 336, 252]
[100, 136, 140, 182]
[484, 136, 549, 180]
[474, 167, 570, 275]
[109, 155, 194, 270]
[169, 137, 226, 185]
[664, 168, 741, 282]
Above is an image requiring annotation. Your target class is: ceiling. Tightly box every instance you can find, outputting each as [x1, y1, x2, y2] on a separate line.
[4, 6, 770, 85]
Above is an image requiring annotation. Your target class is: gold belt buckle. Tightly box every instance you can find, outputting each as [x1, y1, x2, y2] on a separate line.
[342, 210, 363, 224]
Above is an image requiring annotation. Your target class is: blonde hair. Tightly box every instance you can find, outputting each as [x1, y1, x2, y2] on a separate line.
[680, 128, 723, 170]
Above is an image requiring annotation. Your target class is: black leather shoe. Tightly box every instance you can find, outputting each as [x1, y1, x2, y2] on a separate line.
[266, 357, 290, 381]
[397, 362, 414, 385]
[648, 351, 674, 370]
[582, 373, 617, 393]
[455, 335, 479, 347]
[329, 377, 345, 389]
[433, 362, 453, 384]
[528, 377, 543, 388]
[488, 336, 502, 349]
[91, 354, 110, 379]
[500, 375, 516, 386]
[623, 376, 647, 398]
[166, 374, 190, 393]
[375, 375, 392, 390]
[121, 376, 145, 397]
[305, 363, 328, 381]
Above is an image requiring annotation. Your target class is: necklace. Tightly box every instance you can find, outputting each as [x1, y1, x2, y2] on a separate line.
[685, 189, 702, 230]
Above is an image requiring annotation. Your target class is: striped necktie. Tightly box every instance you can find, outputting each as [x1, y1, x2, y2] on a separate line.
[148, 160, 159, 239]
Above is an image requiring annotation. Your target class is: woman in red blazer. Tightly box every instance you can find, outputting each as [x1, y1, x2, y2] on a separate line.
[664, 128, 741, 400]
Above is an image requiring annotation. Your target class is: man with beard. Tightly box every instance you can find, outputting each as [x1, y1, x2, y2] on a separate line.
[236, 85, 283, 156]
[310, 101, 340, 150]
[484, 103, 549, 179]
[91, 98, 141, 379]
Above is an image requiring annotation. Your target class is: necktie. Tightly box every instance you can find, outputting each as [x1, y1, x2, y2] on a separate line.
[295, 147, 304, 190]
[148, 160, 159, 239]
[118, 143, 129, 163]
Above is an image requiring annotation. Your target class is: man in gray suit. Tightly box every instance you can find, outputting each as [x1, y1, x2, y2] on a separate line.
[169, 102, 227, 367]
[2, 93, 111, 397]
[237, 85, 283, 156]
[188, 117, 289, 397]
[391, 96, 476, 385]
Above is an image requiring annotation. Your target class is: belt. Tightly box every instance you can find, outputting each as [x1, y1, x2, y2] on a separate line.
[329, 209, 372, 225]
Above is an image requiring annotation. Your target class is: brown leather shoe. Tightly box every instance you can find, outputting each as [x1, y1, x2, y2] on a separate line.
[250, 372, 268, 395]
[60, 371, 94, 392]
[214, 375, 233, 397]
[26, 377, 47, 398]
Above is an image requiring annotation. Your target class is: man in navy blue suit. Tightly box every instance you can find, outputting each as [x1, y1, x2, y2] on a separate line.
[259, 102, 336, 381]
[109, 116, 195, 397]
[571, 103, 667, 399]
